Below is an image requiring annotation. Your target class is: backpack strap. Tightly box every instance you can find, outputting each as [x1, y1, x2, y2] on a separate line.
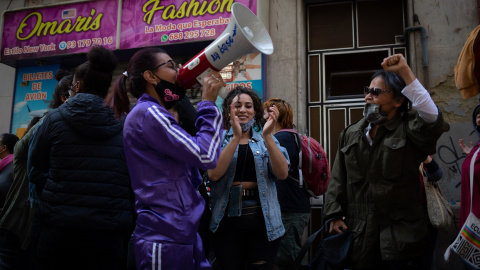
[278, 128, 298, 134]
[276, 129, 301, 152]
[277, 129, 303, 187]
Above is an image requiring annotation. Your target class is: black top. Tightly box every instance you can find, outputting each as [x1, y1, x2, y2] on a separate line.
[274, 131, 310, 213]
[233, 144, 257, 182]
[175, 96, 198, 136]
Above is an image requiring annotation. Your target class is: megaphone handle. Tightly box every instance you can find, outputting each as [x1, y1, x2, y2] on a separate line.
[218, 86, 228, 99]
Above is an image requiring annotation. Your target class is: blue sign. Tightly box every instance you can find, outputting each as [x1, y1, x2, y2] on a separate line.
[10, 64, 60, 137]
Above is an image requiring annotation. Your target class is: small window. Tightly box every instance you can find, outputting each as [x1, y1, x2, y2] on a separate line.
[393, 47, 407, 57]
[308, 2, 354, 51]
[324, 50, 389, 99]
[357, 0, 405, 47]
[309, 55, 320, 102]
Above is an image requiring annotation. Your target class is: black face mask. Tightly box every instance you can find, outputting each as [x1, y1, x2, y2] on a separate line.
[152, 73, 186, 110]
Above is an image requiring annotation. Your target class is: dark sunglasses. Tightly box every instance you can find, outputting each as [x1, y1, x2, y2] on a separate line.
[152, 59, 179, 71]
[364, 86, 393, 98]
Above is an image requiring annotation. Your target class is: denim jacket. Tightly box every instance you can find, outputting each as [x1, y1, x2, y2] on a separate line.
[209, 128, 289, 241]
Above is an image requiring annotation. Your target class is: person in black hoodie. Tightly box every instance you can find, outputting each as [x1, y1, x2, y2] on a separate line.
[28, 46, 134, 270]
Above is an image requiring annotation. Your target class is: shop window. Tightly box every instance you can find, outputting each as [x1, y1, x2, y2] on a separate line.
[324, 50, 389, 100]
[308, 2, 354, 51]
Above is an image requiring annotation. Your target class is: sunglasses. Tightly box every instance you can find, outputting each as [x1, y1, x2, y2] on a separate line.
[151, 59, 179, 71]
[364, 86, 393, 98]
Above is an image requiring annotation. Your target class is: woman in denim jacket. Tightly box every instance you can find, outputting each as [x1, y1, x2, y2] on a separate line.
[208, 86, 289, 270]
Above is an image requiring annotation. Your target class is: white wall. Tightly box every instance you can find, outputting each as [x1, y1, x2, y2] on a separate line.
[408, 0, 478, 88]
[412, 0, 479, 203]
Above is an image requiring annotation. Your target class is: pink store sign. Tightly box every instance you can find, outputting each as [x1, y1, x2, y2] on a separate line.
[1, 0, 118, 61]
[120, 0, 256, 49]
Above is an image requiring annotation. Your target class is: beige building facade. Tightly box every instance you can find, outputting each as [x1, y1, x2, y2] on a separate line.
[0, 0, 478, 202]
[0, 0, 479, 268]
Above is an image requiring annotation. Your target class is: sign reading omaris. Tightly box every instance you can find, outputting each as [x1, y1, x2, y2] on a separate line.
[1, 0, 257, 61]
[1, 0, 118, 60]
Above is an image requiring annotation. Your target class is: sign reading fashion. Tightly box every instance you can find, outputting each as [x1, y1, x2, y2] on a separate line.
[1, 0, 117, 60]
[120, 0, 256, 49]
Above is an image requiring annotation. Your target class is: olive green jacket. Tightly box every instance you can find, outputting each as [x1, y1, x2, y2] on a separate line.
[324, 110, 449, 268]
[0, 122, 38, 249]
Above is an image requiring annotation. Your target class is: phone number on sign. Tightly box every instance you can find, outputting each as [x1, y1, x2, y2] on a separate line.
[58, 37, 114, 50]
[164, 29, 216, 41]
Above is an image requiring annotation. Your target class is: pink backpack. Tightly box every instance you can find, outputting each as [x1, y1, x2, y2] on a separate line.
[279, 129, 330, 196]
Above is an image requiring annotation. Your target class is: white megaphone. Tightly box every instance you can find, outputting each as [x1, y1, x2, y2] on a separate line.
[177, 2, 274, 98]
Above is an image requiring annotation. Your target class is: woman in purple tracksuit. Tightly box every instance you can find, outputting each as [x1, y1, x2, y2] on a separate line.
[108, 47, 225, 270]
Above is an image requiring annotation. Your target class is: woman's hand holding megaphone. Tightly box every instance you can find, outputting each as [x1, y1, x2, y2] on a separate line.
[202, 71, 226, 102]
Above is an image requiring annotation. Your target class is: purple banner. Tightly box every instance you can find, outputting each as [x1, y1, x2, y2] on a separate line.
[120, 0, 257, 49]
[1, 0, 118, 61]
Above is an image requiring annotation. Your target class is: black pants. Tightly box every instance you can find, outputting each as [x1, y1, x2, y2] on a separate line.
[212, 198, 281, 270]
[350, 256, 425, 270]
[35, 225, 127, 270]
[0, 229, 34, 270]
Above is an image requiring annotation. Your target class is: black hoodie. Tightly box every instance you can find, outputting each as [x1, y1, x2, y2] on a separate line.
[28, 93, 133, 231]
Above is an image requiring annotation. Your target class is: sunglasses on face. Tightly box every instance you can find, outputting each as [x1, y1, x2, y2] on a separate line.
[364, 86, 393, 98]
[152, 59, 179, 71]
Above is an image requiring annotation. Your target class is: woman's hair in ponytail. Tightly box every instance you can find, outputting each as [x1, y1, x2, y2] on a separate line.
[108, 47, 167, 119]
[74, 45, 117, 98]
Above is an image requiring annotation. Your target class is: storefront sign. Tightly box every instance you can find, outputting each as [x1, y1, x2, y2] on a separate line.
[216, 52, 264, 107]
[120, 0, 256, 49]
[1, 1, 118, 60]
[10, 65, 60, 138]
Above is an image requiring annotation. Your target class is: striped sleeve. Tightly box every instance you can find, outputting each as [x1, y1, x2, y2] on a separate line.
[143, 101, 223, 168]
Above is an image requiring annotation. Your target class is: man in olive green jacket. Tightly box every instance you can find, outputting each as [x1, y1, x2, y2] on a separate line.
[324, 54, 449, 269]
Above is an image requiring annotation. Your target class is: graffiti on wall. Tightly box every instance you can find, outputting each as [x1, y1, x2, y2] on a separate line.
[435, 123, 478, 203]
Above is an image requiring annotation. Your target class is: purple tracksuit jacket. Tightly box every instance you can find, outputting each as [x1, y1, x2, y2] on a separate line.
[123, 94, 223, 270]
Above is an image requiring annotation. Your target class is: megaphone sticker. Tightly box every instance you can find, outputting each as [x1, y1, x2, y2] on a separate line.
[211, 24, 237, 62]
[177, 2, 273, 97]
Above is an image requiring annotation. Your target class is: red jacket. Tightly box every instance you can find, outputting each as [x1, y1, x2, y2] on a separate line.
[460, 143, 480, 228]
